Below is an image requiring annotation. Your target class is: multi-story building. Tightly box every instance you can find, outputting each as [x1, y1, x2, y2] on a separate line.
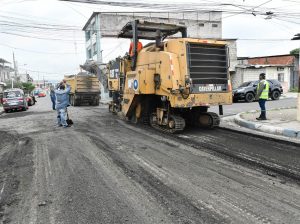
[18, 73, 33, 83]
[0, 58, 14, 83]
[82, 11, 223, 63]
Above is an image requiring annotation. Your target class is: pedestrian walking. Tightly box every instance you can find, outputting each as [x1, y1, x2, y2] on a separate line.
[55, 82, 71, 127]
[50, 86, 56, 110]
[255, 73, 270, 120]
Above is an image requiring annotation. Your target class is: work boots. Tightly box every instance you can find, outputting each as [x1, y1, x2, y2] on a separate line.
[256, 111, 267, 120]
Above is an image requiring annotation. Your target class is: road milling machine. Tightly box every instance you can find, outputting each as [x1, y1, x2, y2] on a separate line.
[108, 20, 232, 133]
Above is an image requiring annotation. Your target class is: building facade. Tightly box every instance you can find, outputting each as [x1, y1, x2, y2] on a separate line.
[0, 58, 14, 83]
[232, 55, 299, 92]
[82, 11, 223, 63]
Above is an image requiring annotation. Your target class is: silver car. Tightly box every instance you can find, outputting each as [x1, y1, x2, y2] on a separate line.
[2, 88, 28, 112]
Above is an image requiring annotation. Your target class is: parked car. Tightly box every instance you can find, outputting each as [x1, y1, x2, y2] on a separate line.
[233, 79, 283, 102]
[2, 88, 28, 112]
[38, 91, 46, 97]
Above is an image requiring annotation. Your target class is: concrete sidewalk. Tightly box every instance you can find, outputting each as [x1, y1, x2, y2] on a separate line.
[281, 92, 298, 99]
[225, 107, 300, 140]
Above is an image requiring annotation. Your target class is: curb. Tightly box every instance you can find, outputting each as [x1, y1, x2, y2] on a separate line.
[234, 109, 300, 139]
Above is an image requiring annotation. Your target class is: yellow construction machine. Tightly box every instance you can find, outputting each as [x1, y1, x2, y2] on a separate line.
[108, 20, 232, 133]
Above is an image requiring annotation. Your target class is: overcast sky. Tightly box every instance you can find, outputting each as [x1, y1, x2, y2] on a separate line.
[0, 0, 300, 81]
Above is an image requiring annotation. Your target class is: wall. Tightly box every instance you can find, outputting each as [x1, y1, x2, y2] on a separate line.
[233, 66, 294, 92]
[226, 40, 238, 72]
[98, 12, 222, 39]
[266, 66, 291, 92]
[232, 67, 266, 89]
[0, 67, 13, 83]
[84, 11, 224, 62]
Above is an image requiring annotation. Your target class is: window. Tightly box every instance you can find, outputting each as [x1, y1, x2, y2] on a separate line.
[199, 23, 205, 27]
[4, 91, 22, 98]
[212, 24, 218, 28]
[85, 31, 91, 41]
[93, 43, 97, 55]
[92, 22, 96, 34]
[277, 67, 284, 71]
[88, 49, 92, 59]
[278, 73, 284, 82]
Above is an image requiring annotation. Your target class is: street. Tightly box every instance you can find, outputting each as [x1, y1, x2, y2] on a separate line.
[0, 97, 300, 224]
[210, 97, 297, 116]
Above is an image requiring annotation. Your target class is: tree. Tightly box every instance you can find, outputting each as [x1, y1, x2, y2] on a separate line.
[290, 48, 300, 55]
[22, 82, 35, 94]
[4, 81, 35, 94]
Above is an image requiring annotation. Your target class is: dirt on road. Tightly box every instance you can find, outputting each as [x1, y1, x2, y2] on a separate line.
[0, 97, 299, 224]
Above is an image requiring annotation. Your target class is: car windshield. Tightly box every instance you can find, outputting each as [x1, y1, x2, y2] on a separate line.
[4, 91, 22, 98]
[239, 82, 251, 88]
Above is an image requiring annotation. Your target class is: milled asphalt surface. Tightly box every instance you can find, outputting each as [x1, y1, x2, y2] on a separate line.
[0, 96, 300, 224]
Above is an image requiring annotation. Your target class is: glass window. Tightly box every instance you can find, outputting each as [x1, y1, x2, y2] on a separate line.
[88, 49, 92, 59]
[4, 91, 22, 98]
[93, 43, 97, 55]
[92, 22, 96, 34]
[277, 67, 284, 71]
[85, 31, 91, 41]
[278, 73, 284, 82]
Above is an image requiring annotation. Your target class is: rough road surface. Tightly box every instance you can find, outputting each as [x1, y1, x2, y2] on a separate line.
[0, 97, 300, 224]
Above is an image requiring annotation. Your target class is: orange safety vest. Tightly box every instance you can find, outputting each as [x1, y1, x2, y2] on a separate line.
[129, 41, 143, 57]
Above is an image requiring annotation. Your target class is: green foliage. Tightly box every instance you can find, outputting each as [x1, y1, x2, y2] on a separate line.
[22, 82, 35, 93]
[290, 48, 300, 55]
[4, 81, 35, 93]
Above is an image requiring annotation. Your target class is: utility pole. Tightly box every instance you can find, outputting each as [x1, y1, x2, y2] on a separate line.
[12, 52, 17, 82]
[291, 33, 300, 121]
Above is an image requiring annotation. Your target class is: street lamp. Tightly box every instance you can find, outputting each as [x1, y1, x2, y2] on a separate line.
[291, 34, 300, 121]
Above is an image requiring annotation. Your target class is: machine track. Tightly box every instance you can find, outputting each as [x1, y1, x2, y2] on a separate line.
[198, 112, 220, 128]
[150, 114, 186, 134]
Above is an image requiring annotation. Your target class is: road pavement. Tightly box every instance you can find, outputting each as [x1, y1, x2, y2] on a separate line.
[211, 98, 297, 116]
[0, 96, 300, 224]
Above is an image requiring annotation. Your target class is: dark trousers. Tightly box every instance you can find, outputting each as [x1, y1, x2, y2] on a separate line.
[258, 99, 266, 118]
[50, 96, 56, 110]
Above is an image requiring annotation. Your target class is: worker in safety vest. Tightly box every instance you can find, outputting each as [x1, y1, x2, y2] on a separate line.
[255, 73, 270, 120]
[129, 39, 143, 57]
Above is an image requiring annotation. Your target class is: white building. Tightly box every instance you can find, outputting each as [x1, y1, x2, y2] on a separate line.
[0, 58, 14, 83]
[233, 55, 299, 92]
[82, 11, 223, 62]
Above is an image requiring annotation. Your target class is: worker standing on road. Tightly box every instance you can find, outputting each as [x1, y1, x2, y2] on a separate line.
[55, 82, 71, 127]
[256, 73, 270, 120]
[129, 39, 143, 57]
[50, 86, 56, 110]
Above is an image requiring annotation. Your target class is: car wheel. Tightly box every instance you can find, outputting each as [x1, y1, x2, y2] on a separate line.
[245, 92, 255, 102]
[271, 90, 280, 100]
[22, 107, 27, 111]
